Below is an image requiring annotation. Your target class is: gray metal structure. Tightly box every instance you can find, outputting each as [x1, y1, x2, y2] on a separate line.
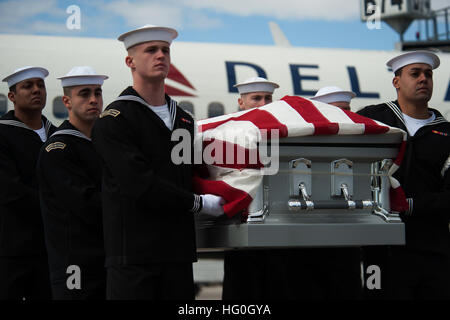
[360, 0, 450, 51]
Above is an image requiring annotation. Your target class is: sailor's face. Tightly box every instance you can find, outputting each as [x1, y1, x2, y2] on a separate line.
[9, 78, 46, 112]
[394, 63, 434, 103]
[329, 101, 351, 111]
[65, 85, 103, 122]
[238, 92, 273, 110]
[128, 41, 171, 81]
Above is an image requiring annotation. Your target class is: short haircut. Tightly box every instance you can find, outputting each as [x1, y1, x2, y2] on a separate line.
[9, 84, 16, 93]
[127, 45, 136, 56]
[394, 68, 403, 77]
[63, 87, 74, 97]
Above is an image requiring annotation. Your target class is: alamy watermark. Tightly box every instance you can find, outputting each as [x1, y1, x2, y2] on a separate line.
[366, 3, 382, 30]
[170, 128, 280, 175]
[66, 5, 81, 30]
[66, 265, 81, 290]
[366, 264, 381, 290]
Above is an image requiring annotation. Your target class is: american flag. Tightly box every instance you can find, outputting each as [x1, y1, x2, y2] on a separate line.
[193, 96, 408, 218]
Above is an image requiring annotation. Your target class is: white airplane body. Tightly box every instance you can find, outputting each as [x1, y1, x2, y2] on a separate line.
[1, 33, 450, 125]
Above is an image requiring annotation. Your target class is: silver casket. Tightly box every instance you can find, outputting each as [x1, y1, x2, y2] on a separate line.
[195, 132, 405, 251]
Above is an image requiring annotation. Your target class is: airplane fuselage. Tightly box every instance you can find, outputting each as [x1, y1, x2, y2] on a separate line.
[1, 34, 449, 125]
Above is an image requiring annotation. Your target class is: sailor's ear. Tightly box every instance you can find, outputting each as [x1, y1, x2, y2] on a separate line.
[125, 55, 135, 69]
[7, 91, 15, 103]
[392, 76, 400, 90]
[238, 98, 245, 110]
[62, 95, 71, 109]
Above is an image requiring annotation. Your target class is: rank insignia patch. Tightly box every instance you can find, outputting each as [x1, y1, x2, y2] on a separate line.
[100, 109, 121, 118]
[45, 142, 66, 152]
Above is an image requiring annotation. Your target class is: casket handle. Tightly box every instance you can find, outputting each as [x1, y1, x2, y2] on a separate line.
[288, 199, 374, 211]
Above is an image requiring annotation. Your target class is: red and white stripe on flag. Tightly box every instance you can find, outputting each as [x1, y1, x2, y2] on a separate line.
[194, 96, 407, 218]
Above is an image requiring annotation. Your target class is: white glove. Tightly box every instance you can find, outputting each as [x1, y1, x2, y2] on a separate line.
[199, 194, 225, 217]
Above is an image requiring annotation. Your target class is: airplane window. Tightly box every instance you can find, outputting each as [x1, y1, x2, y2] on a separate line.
[53, 96, 68, 119]
[179, 101, 195, 115]
[208, 102, 224, 118]
[0, 94, 7, 116]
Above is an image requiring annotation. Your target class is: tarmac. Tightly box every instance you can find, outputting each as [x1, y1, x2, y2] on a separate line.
[193, 258, 224, 300]
[196, 284, 223, 300]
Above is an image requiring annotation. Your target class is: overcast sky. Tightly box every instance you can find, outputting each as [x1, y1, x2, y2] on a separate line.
[0, 0, 448, 50]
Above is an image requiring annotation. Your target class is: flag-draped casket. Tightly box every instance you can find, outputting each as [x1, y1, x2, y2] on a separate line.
[194, 96, 406, 217]
[192, 96, 407, 249]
